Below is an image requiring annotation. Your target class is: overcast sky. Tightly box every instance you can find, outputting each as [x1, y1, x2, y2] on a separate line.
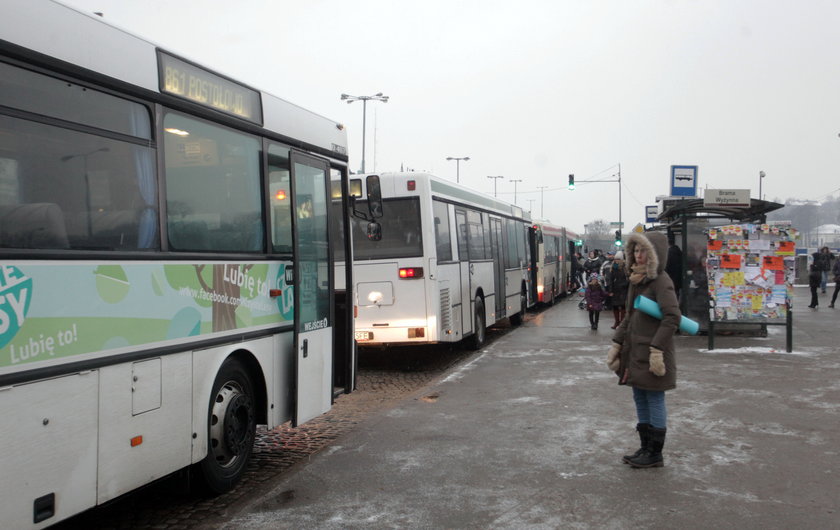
[60, 0, 840, 233]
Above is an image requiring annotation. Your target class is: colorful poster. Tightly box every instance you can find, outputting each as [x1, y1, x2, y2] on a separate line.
[776, 241, 795, 255]
[762, 255, 784, 271]
[721, 254, 742, 268]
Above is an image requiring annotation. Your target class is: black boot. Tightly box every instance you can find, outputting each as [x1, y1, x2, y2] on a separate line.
[628, 427, 666, 468]
[622, 423, 651, 464]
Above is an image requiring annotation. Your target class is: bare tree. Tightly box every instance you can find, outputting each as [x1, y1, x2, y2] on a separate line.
[585, 219, 611, 235]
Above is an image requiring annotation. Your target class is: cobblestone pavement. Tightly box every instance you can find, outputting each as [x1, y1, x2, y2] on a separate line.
[53, 313, 529, 529]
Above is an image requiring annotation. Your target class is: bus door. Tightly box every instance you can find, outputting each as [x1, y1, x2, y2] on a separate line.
[290, 152, 333, 426]
[490, 217, 504, 316]
[528, 225, 539, 303]
[455, 209, 472, 336]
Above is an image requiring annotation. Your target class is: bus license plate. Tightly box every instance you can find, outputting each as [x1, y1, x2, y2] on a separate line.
[355, 331, 373, 341]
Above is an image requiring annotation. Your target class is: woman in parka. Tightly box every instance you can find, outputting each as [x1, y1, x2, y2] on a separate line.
[606, 231, 680, 468]
[606, 251, 629, 329]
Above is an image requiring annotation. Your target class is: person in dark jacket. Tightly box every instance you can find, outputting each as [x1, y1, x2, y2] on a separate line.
[808, 264, 821, 309]
[606, 231, 680, 468]
[585, 274, 607, 330]
[812, 247, 834, 294]
[606, 251, 629, 329]
[830, 259, 840, 309]
[583, 251, 601, 282]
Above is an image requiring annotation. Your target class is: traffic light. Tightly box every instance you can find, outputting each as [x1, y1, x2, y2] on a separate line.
[615, 229, 623, 247]
[568, 174, 575, 190]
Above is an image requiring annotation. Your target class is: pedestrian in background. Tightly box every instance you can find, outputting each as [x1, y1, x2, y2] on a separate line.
[606, 231, 680, 468]
[812, 246, 834, 294]
[606, 251, 629, 329]
[585, 274, 607, 330]
[830, 259, 840, 309]
[665, 234, 683, 300]
[583, 251, 601, 283]
[808, 263, 821, 309]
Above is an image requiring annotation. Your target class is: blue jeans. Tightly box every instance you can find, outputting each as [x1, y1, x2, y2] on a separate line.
[632, 387, 667, 429]
[821, 270, 828, 292]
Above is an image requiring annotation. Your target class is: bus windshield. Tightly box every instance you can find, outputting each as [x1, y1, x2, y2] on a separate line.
[352, 197, 422, 259]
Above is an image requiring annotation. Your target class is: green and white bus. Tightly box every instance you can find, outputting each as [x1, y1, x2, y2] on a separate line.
[0, 1, 377, 526]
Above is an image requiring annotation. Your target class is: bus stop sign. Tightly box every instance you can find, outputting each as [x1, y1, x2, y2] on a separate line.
[670, 165, 698, 197]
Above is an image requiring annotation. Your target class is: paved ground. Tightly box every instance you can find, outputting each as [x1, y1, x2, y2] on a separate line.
[217, 287, 839, 529]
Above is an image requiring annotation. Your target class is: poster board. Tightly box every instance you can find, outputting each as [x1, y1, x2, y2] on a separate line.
[706, 223, 798, 321]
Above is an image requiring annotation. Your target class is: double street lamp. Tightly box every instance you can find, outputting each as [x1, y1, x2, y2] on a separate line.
[487, 175, 504, 197]
[446, 156, 470, 183]
[341, 92, 389, 174]
[509, 179, 522, 205]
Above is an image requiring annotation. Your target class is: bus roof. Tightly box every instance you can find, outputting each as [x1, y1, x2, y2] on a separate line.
[366, 172, 532, 221]
[1, 0, 347, 157]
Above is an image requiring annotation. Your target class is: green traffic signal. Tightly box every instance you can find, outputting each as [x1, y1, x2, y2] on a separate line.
[568, 174, 575, 190]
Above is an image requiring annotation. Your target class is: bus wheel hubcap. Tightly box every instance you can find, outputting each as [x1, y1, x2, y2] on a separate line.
[210, 382, 254, 466]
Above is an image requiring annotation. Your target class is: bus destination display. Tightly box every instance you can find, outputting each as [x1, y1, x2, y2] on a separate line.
[158, 51, 262, 124]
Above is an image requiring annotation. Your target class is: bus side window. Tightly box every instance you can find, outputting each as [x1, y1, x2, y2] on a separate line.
[455, 210, 468, 261]
[433, 200, 452, 261]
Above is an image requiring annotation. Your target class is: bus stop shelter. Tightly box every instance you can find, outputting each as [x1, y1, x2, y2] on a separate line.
[656, 198, 785, 334]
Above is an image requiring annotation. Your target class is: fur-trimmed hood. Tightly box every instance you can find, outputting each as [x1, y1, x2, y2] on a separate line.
[625, 231, 668, 280]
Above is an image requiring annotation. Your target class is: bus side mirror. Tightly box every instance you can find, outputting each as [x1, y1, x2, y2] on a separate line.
[366, 175, 383, 219]
[367, 221, 382, 241]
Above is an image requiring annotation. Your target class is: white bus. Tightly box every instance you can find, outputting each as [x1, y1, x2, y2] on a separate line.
[0, 2, 378, 527]
[529, 221, 582, 304]
[351, 172, 534, 349]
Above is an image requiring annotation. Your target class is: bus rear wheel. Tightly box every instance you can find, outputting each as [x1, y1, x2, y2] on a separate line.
[196, 358, 256, 494]
[468, 296, 486, 350]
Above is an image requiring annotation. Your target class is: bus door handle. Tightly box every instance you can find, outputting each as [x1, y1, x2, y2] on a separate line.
[301, 339, 308, 358]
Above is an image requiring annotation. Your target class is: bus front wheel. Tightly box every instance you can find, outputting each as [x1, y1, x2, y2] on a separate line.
[196, 358, 256, 494]
[468, 296, 486, 350]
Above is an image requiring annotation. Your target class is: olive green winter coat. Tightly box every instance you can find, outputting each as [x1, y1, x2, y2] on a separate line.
[611, 231, 680, 391]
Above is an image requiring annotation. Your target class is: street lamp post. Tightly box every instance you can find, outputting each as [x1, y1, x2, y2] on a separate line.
[487, 175, 504, 197]
[759, 170, 765, 201]
[509, 179, 522, 205]
[537, 186, 548, 218]
[526, 199, 535, 213]
[568, 164, 622, 232]
[341, 92, 389, 174]
[446, 156, 470, 183]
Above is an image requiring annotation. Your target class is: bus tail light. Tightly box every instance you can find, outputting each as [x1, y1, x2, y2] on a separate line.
[408, 327, 425, 338]
[407, 180, 416, 191]
[130, 435, 143, 447]
[398, 267, 423, 279]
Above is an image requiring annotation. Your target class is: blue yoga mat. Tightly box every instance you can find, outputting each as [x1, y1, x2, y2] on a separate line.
[633, 295, 700, 335]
